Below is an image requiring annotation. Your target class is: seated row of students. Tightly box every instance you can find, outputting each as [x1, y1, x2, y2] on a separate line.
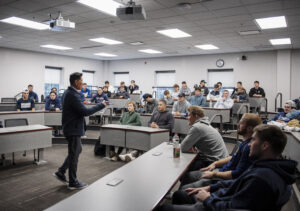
[157, 111, 297, 211]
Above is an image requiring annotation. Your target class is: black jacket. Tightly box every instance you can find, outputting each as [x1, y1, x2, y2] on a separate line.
[249, 87, 265, 97]
[204, 159, 297, 211]
[148, 110, 174, 131]
[129, 85, 139, 94]
[61, 86, 105, 136]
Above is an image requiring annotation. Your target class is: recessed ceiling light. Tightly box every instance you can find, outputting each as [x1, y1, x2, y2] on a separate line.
[195, 44, 219, 50]
[0, 17, 50, 30]
[77, 0, 122, 16]
[94, 53, 118, 57]
[269, 38, 291, 45]
[156, 28, 192, 38]
[41, 45, 72, 50]
[130, 41, 144, 45]
[89, 37, 123, 45]
[238, 30, 261, 36]
[255, 16, 287, 29]
[138, 49, 162, 54]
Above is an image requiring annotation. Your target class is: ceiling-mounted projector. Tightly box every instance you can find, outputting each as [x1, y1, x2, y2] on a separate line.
[45, 13, 75, 32]
[117, 0, 146, 20]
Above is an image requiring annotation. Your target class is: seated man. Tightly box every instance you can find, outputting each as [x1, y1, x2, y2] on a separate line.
[80, 83, 91, 98]
[91, 87, 109, 103]
[45, 91, 61, 111]
[190, 84, 199, 96]
[128, 80, 139, 94]
[214, 90, 234, 109]
[148, 99, 174, 132]
[158, 124, 297, 211]
[172, 93, 191, 117]
[109, 101, 142, 162]
[171, 84, 180, 101]
[16, 89, 35, 111]
[189, 88, 206, 107]
[115, 86, 129, 99]
[180, 113, 261, 190]
[181, 106, 228, 171]
[44, 87, 59, 102]
[272, 100, 300, 123]
[105, 81, 115, 93]
[28, 84, 38, 102]
[217, 82, 224, 94]
[199, 80, 209, 96]
[231, 81, 246, 97]
[206, 84, 220, 101]
[117, 81, 128, 93]
[180, 81, 191, 96]
[249, 80, 265, 98]
[163, 90, 174, 105]
[103, 86, 112, 98]
[143, 94, 158, 114]
[231, 87, 249, 102]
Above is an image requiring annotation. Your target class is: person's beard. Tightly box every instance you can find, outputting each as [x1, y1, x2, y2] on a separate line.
[237, 126, 247, 136]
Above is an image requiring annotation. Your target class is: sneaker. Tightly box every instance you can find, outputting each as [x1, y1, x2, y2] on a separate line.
[53, 171, 68, 185]
[130, 150, 139, 158]
[68, 181, 88, 190]
[118, 154, 126, 161]
[109, 151, 116, 158]
[125, 154, 136, 162]
[111, 156, 119, 162]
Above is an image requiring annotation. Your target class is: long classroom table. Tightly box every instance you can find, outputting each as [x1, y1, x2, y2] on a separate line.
[46, 142, 197, 211]
[0, 102, 45, 111]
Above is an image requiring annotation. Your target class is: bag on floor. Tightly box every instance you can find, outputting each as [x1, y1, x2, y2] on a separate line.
[94, 137, 106, 156]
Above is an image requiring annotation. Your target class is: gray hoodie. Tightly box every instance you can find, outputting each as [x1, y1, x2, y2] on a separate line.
[181, 117, 228, 162]
[172, 100, 190, 116]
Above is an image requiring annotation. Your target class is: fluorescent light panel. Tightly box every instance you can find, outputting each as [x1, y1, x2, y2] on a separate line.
[89, 37, 123, 45]
[156, 28, 192, 38]
[139, 49, 162, 54]
[269, 38, 291, 45]
[94, 53, 117, 57]
[255, 16, 287, 29]
[41, 45, 72, 50]
[77, 0, 122, 16]
[0, 17, 49, 30]
[195, 44, 219, 50]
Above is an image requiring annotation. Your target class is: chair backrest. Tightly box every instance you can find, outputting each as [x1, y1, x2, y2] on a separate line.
[4, 118, 29, 127]
[1, 98, 16, 103]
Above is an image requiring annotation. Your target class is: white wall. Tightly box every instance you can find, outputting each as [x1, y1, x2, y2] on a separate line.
[291, 49, 300, 99]
[0, 48, 104, 99]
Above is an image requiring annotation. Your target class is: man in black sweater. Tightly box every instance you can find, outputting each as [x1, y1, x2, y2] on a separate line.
[157, 124, 297, 211]
[53, 72, 106, 190]
[249, 80, 265, 97]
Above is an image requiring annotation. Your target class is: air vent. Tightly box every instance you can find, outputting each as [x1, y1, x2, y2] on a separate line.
[80, 45, 104, 49]
[238, 30, 261, 36]
[130, 41, 144, 45]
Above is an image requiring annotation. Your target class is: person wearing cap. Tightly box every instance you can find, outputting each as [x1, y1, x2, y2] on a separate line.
[180, 81, 191, 96]
[105, 81, 115, 93]
[207, 84, 220, 101]
[172, 93, 191, 117]
[80, 83, 91, 98]
[163, 90, 174, 105]
[231, 87, 249, 102]
[28, 84, 38, 102]
[143, 93, 158, 114]
[214, 90, 234, 109]
[189, 88, 206, 107]
[249, 81, 265, 98]
[128, 80, 139, 94]
[272, 100, 300, 123]
[16, 89, 35, 112]
[199, 80, 209, 96]
[115, 86, 129, 99]
[117, 81, 128, 93]
[171, 84, 180, 101]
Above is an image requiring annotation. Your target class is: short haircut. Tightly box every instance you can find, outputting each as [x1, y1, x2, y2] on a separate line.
[254, 80, 259, 84]
[98, 86, 103, 90]
[223, 89, 229, 93]
[241, 113, 262, 128]
[83, 83, 87, 85]
[188, 106, 205, 118]
[50, 91, 57, 95]
[173, 84, 179, 88]
[120, 81, 125, 85]
[217, 82, 222, 85]
[159, 99, 167, 105]
[195, 87, 201, 91]
[182, 81, 186, 84]
[103, 86, 108, 89]
[51, 87, 57, 91]
[28, 84, 33, 88]
[105, 81, 109, 84]
[237, 81, 242, 85]
[253, 124, 287, 155]
[69, 72, 82, 86]
[127, 101, 136, 109]
[164, 90, 170, 95]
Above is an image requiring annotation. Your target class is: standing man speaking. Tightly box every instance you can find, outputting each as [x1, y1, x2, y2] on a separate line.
[54, 72, 106, 190]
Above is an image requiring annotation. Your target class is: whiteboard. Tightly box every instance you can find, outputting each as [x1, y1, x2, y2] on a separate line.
[207, 69, 234, 87]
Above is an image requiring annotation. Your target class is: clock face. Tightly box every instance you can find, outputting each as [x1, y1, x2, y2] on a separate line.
[216, 59, 224, 67]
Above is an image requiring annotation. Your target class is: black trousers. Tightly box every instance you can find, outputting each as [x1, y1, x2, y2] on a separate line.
[59, 136, 82, 184]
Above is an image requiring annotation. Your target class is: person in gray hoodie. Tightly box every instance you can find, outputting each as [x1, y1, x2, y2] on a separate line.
[181, 106, 228, 171]
[172, 93, 191, 117]
[180, 81, 191, 96]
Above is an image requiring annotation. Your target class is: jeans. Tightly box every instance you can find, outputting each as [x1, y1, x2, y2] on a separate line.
[59, 136, 82, 184]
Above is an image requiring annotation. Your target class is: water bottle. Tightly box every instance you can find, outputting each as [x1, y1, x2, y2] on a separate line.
[209, 101, 213, 108]
[173, 135, 180, 158]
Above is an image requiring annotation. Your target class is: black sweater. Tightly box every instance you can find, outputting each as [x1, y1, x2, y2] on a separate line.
[148, 110, 174, 131]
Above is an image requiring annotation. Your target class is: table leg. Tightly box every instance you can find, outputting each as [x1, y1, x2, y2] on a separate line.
[34, 148, 47, 165]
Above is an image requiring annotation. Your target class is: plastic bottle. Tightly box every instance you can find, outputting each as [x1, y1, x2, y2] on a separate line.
[209, 101, 213, 108]
[173, 135, 180, 158]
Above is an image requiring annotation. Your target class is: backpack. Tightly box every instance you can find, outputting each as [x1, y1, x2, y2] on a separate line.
[94, 137, 106, 156]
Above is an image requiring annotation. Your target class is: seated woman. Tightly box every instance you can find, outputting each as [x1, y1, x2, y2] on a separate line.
[45, 91, 61, 111]
[109, 101, 142, 161]
[272, 100, 300, 123]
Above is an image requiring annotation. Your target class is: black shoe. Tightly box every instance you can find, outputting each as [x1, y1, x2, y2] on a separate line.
[53, 171, 68, 185]
[68, 181, 88, 190]
[109, 151, 116, 158]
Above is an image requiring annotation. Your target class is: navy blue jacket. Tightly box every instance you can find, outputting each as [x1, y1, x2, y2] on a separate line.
[204, 159, 297, 211]
[91, 93, 109, 103]
[29, 91, 38, 102]
[45, 98, 61, 111]
[219, 138, 252, 179]
[61, 86, 105, 136]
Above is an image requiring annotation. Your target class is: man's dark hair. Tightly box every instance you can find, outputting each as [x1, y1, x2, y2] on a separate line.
[182, 81, 186, 84]
[69, 72, 82, 86]
[28, 84, 33, 88]
[217, 82, 222, 85]
[50, 91, 57, 96]
[105, 81, 109, 84]
[253, 124, 287, 155]
[51, 87, 57, 91]
[254, 80, 259, 84]
[237, 81, 242, 85]
[159, 99, 167, 105]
